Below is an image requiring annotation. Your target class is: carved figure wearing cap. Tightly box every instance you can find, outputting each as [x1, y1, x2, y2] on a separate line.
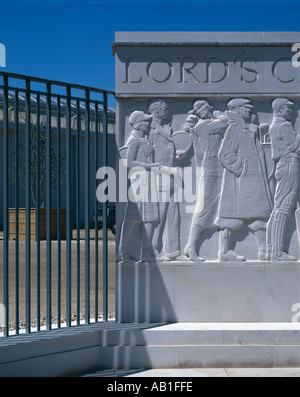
[266, 98, 300, 261]
[216, 98, 273, 261]
[182, 99, 229, 261]
[119, 110, 160, 263]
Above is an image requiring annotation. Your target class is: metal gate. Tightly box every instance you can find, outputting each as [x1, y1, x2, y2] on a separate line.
[0, 71, 116, 336]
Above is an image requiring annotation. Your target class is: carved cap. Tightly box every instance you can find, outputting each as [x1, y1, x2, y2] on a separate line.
[227, 98, 254, 110]
[272, 98, 294, 112]
[129, 110, 152, 127]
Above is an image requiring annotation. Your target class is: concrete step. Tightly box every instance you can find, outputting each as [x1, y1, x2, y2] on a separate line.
[99, 323, 300, 369]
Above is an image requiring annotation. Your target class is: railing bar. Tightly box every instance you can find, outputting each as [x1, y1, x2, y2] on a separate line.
[36, 92, 41, 332]
[76, 98, 80, 326]
[57, 95, 61, 328]
[102, 92, 108, 322]
[85, 89, 90, 324]
[25, 77, 31, 334]
[66, 85, 72, 327]
[3, 75, 9, 336]
[0, 71, 115, 94]
[14, 87, 19, 334]
[95, 101, 99, 322]
[46, 82, 52, 330]
[0, 87, 106, 105]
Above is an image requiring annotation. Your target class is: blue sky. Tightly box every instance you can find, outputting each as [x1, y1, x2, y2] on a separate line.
[0, 0, 300, 92]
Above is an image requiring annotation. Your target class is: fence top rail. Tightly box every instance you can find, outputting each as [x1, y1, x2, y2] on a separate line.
[0, 71, 115, 96]
[0, 89, 116, 118]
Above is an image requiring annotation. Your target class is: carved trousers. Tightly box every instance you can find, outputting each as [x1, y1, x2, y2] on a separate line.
[266, 157, 299, 256]
[152, 197, 180, 258]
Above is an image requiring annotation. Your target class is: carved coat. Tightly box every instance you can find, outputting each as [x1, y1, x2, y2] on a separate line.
[126, 133, 159, 223]
[149, 118, 175, 167]
[192, 116, 229, 227]
[217, 111, 273, 220]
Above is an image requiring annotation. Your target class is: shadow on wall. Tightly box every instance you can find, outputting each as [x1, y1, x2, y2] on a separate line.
[117, 260, 177, 324]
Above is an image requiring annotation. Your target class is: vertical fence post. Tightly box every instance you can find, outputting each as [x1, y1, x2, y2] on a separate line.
[46, 82, 52, 330]
[57, 95, 61, 328]
[25, 77, 31, 334]
[3, 74, 9, 336]
[85, 89, 90, 323]
[14, 87, 19, 335]
[76, 98, 80, 325]
[102, 92, 108, 322]
[66, 85, 72, 327]
[95, 102, 99, 322]
[36, 92, 41, 332]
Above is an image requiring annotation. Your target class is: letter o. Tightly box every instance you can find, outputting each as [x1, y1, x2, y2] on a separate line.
[147, 57, 173, 83]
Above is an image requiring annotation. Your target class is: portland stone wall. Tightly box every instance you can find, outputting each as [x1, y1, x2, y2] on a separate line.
[113, 32, 300, 322]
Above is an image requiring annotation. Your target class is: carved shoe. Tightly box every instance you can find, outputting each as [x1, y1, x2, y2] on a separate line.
[170, 254, 190, 261]
[271, 252, 297, 262]
[219, 250, 246, 262]
[120, 252, 133, 262]
[140, 250, 156, 263]
[184, 246, 204, 262]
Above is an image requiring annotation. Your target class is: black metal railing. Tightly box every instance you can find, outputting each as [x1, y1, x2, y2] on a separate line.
[0, 71, 115, 336]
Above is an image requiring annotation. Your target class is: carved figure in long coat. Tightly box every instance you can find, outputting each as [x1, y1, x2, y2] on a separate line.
[216, 98, 273, 261]
[182, 100, 229, 261]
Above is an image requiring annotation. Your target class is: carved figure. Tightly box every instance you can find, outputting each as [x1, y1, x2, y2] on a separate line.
[148, 98, 189, 261]
[266, 98, 300, 261]
[119, 110, 160, 263]
[182, 100, 229, 261]
[216, 98, 273, 261]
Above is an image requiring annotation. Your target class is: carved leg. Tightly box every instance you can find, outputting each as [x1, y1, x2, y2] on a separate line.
[119, 218, 136, 261]
[184, 223, 204, 261]
[218, 228, 245, 261]
[140, 222, 155, 262]
[270, 210, 296, 261]
[252, 229, 267, 261]
[152, 200, 169, 255]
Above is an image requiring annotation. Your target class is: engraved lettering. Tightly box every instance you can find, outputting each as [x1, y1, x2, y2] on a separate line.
[272, 57, 295, 83]
[203, 57, 229, 83]
[122, 57, 142, 83]
[241, 57, 259, 83]
[177, 57, 201, 83]
[147, 57, 173, 83]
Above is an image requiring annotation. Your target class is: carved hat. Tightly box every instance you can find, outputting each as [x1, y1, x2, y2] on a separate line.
[227, 98, 254, 110]
[272, 98, 294, 112]
[129, 110, 152, 127]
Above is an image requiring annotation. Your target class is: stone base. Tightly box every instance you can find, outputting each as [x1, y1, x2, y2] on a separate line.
[99, 322, 300, 369]
[117, 261, 300, 323]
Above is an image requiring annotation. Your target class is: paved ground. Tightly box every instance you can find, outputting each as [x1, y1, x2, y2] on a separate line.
[82, 367, 300, 377]
[0, 229, 116, 328]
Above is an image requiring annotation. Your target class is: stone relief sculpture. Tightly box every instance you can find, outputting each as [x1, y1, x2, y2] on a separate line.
[118, 110, 160, 263]
[118, 96, 300, 263]
[215, 98, 273, 261]
[182, 100, 229, 261]
[148, 98, 190, 261]
[266, 98, 300, 261]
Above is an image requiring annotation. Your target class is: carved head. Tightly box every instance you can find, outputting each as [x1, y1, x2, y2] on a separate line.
[191, 100, 213, 119]
[227, 98, 254, 121]
[272, 98, 294, 120]
[148, 98, 169, 120]
[129, 110, 152, 134]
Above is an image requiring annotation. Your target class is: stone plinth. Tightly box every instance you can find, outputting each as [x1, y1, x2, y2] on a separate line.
[117, 261, 300, 323]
